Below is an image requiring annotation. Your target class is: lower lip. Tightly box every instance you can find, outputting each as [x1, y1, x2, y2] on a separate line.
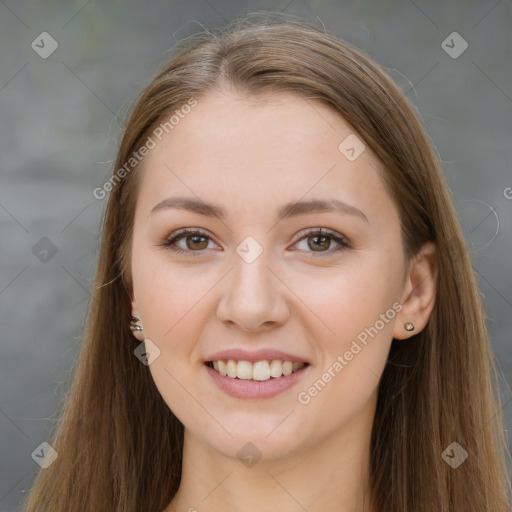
[205, 363, 310, 399]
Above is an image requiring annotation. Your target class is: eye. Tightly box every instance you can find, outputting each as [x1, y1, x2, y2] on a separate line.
[292, 228, 351, 256]
[159, 228, 351, 257]
[160, 228, 217, 257]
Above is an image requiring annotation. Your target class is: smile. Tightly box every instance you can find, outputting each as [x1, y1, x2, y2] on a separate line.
[206, 359, 308, 381]
[205, 360, 311, 399]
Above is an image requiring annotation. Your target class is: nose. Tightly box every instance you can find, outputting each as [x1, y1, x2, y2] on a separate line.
[216, 248, 290, 332]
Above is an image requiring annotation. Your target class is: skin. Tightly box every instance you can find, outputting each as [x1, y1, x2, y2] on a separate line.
[129, 89, 438, 512]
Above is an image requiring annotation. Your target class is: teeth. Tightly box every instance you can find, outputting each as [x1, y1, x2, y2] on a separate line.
[210, 359, 306, 380]
[252, 361, 270, 381]
[226, 359, 237, 378]
[218, 360, 227, 376]
[292, 362, 302, 372]
[270, 360, 283, 378]
[236, 360, 252, 379]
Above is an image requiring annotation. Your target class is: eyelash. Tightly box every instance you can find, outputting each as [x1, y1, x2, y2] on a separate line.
[159, 228, 351, 257]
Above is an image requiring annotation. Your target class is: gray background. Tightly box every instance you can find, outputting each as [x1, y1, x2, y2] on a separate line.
[1, 1, 511, 510]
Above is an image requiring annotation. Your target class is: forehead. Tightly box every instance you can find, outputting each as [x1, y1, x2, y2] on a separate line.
[150, 89, 361, 163]
[135, 90, 395, 227]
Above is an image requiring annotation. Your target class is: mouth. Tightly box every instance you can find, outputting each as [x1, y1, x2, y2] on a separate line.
[205, 359, 309, 381]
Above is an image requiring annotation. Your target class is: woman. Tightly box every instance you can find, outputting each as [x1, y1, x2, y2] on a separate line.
[22, 13, 511, 512]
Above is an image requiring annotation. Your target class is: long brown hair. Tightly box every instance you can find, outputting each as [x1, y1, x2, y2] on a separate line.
[22, 13, 511, 512]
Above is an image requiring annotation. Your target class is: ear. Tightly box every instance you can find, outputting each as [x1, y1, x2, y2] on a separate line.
[393, 241, 438, 340]
[130, 294, 145, 342]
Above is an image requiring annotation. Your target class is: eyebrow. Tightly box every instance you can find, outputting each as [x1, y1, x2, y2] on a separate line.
[150, 196, 369, 224]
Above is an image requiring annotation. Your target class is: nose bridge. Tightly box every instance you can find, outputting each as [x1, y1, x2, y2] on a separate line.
[216, 238, 289, 329]
[231, 242, 275, 308]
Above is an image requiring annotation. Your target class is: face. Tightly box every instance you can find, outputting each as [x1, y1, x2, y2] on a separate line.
[129, 89, 409, 461]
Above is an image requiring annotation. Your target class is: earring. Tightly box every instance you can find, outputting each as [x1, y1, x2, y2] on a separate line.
[130, 316, 143, 332]
[404, 322, 415, 332]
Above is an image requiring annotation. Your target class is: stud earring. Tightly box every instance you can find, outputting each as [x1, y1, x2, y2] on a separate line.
[404, 322, 415, 332]
[130, 316, 143, 332]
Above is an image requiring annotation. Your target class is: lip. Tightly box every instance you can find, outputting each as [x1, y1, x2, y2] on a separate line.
[205, 363, 311, 399]
[205, 348, 309, 364]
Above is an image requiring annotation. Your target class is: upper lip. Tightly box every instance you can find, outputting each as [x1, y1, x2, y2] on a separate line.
[205, 348, 309, 364]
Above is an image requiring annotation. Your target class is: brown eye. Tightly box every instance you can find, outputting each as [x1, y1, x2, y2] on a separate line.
[293, 228, 350, 256]
[182, 234, 209, 250]
[162, 229, 215, 256]
[307, 234, 331, 251]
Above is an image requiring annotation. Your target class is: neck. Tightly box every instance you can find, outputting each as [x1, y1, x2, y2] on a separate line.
[166, 398, 376, 512]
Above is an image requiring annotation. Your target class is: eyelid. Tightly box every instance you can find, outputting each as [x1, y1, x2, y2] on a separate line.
[293, 227, 348, 244]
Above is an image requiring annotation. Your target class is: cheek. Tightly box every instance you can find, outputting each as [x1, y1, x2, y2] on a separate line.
[290, 254, 402, 409]
[131, 251, 218, 428]
[290, 254, 401, 350]
[292, 296, 395, 437]
[130, 249, 208, 426]
[132, 241, 213, 342]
